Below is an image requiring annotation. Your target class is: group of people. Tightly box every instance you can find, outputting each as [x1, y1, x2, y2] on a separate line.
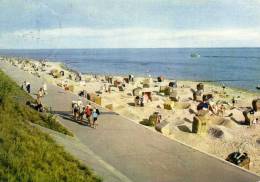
[72, 101, 100, 128]
[22, 80, 48, 112]
[135, 96, 144, 107]
[35, 83, 47, 112]
[197, 95, 226, 116]
[22, 80, 47, 96]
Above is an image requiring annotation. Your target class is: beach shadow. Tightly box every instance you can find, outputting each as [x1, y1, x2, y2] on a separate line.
[127, 102, 136, 107]
[184, 117, 193, 124]
[100, 111, 119, 115]
[58, 91, 66, 94]
[139, 119, 152, 126]
[53, 111, 90, 126]
[190, 88, 196, 94]
[156, 93, 165, 97]
[230, 116, 247, 125]
[189, 108, 196, 114]
[177, 125, 191, 133]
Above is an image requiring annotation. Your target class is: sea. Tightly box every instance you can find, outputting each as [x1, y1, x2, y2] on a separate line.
[0, 48, 259, 92]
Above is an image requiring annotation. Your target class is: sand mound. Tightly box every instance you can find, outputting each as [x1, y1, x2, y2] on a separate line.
[210, 117, 237, 129]
[175, 102, 191, 109]
[114, 105, 126, 110]
[219, 119, 237, 129]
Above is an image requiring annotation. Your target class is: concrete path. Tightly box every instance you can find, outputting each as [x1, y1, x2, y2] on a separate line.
[1, 61, 260, 182]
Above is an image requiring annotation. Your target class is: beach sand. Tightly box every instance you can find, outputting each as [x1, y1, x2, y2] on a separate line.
[2, 56, 260, 175]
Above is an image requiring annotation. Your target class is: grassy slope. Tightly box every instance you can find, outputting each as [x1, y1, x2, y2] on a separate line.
[0, 70, 101, 182]
[0, 69, 73, 136]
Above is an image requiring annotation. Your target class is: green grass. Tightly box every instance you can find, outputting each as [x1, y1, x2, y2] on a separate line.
[0, 70, 73, 136]
[0, 70, 101, 181]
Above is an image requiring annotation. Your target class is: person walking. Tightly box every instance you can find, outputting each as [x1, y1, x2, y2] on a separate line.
[73, 103, 80, 121]
[79, 105, 85, 124]
[232, 97, 236, 108]
[77, 100, 84, 124]
[38, 87, 44, 99]
[85, 104, 92, 125]
[43, 82, 47, 95]
[92, 108, 100, 128]
[26, 81, 31, 93]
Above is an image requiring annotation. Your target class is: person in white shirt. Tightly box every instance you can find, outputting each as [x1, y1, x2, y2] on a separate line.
[43, 82, 47, 95]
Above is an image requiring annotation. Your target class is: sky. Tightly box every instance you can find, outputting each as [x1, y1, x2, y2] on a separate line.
[0, 0, 260, 48]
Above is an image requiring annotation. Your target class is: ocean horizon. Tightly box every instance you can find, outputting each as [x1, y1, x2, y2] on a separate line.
[0, 48, 260, 92]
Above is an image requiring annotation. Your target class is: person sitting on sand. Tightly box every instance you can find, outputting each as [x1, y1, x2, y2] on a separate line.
[197, 101, 209, 111]
[135, 96, 140, 106]
[217, 104, 226, 117]
[196, 101, 210, 116]
[208, 99, 217, 114]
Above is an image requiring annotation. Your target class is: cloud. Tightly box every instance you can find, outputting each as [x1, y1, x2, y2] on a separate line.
[1, 26, 260, 48]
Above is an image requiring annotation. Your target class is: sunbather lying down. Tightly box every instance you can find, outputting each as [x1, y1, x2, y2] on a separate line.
[26, 100, 44, 112]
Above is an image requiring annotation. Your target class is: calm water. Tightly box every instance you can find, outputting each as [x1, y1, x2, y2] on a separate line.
[0, 48, 260, 91]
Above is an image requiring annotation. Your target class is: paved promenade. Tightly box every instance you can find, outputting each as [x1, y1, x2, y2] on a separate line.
[1, 61, 259, 182]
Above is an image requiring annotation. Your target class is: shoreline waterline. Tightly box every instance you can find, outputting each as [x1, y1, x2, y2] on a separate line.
[1, 54, 260, 95]
[1, 55, 260, 175]
[0, 48, 260, 92]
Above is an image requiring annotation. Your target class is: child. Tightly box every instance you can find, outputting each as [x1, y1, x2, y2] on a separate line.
[92, 108, 100, 128]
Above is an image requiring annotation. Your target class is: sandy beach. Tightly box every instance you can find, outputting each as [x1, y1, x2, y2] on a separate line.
[1, 55, 260, 175]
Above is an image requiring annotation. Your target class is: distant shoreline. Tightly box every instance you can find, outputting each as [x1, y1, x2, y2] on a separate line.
[1, 47, 260, 50]
[1, 53, 260, 94]
[2, 55, 260, 176]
